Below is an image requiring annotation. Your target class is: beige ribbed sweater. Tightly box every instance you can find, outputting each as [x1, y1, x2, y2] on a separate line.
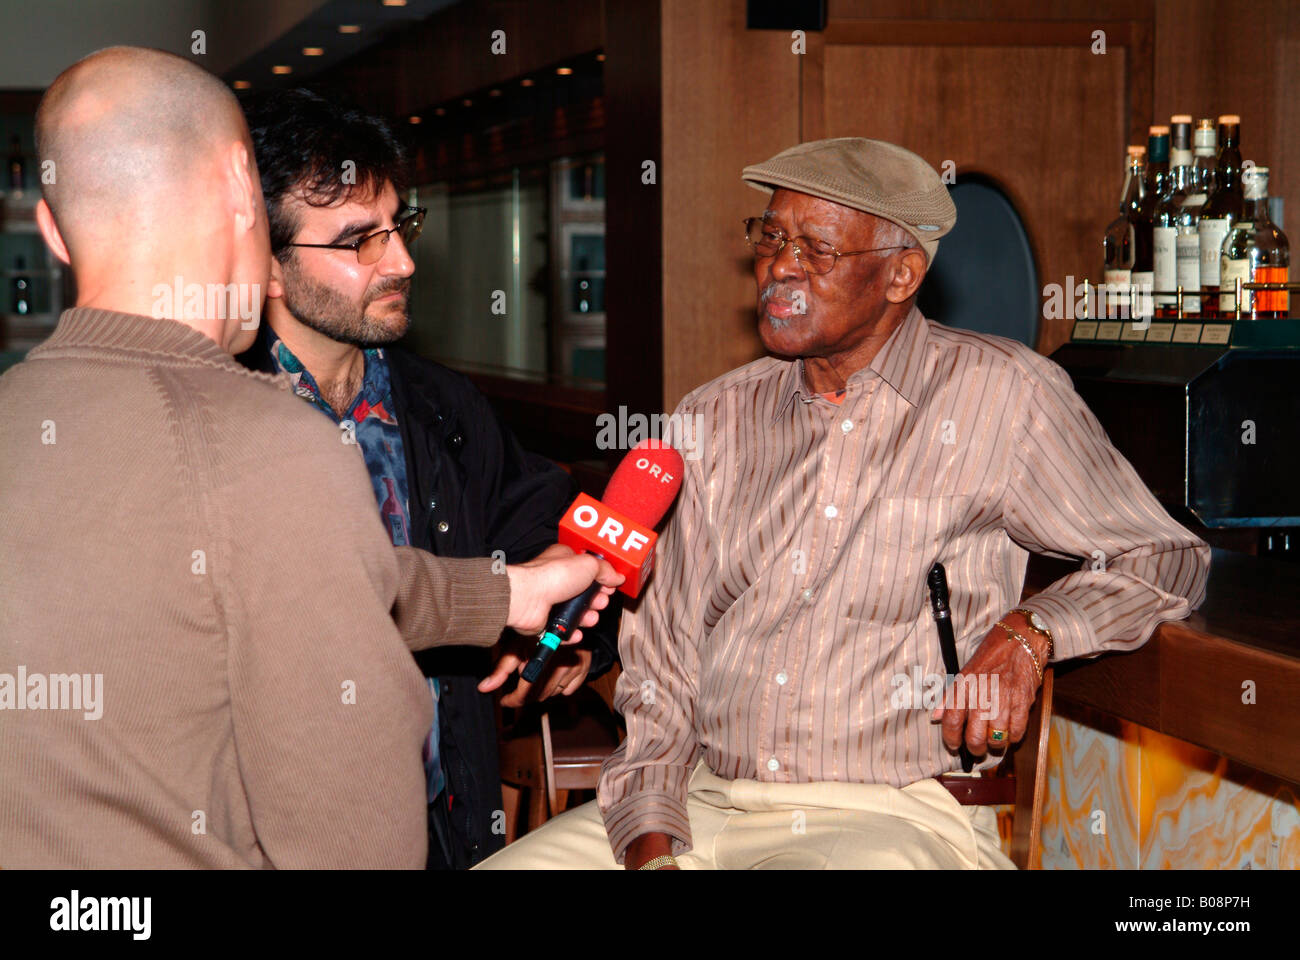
[0, 308, 510, 868]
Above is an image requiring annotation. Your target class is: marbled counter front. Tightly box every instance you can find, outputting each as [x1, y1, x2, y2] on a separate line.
[1024, 549, 1300, 868]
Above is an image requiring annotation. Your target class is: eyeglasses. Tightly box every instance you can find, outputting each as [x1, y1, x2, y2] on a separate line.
[286, 206, 427, 265]
[743, 216, 909, 276]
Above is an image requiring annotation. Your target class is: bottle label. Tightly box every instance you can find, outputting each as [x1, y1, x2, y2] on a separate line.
[1175, 231, 1201, 294]
[1256, 265, 1289, 314]
[1199, 218, 1231, 286]
[1219, 258, 1251, 313]
[1153, 226, 1177, 305]
[1103, 268, 1132, 317]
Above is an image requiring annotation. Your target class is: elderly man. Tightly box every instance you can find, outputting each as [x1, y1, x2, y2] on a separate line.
[476, 138, 1210, 870]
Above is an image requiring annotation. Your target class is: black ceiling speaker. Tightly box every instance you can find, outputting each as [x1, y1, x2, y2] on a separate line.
[746, 0, 827, 31]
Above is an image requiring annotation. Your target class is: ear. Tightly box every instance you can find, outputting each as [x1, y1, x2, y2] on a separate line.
[226, 140, 260, 236]
[35, 200, 72, 266]
[884, 247, 928, 304]
[266, 252, 286, 301]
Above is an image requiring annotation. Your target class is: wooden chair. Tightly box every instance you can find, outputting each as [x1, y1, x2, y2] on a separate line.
[497, 667, 623, 843]
[937, 666, 1054, 870]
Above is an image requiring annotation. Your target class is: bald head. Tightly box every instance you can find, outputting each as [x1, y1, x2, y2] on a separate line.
[36, 46, 248, 252]
[34, 46, 271, 351]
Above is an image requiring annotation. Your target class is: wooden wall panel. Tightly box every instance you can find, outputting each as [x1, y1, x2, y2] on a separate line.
[658, 0, 802, 411]
[813, 41, 1128, 352]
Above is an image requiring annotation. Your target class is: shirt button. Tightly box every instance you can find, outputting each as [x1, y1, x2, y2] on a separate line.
[801, 588, 813, 601]
[428, 498, 437, 510]
[767, 757, 780, 772]
[776, 671, 788, 686]
[437, 521, 450, 533]
[824, 505, 838, 519]
[841, 419, 854, 433]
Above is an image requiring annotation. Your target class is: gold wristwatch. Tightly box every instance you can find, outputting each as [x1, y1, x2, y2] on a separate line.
[1011, 607, 1055, 661]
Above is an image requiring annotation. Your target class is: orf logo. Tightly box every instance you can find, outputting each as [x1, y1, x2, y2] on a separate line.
[558, 493, 659, 596]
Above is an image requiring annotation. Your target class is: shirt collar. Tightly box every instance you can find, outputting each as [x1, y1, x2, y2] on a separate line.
[771, 303, 930, 423]
[267, 333, 389, 418]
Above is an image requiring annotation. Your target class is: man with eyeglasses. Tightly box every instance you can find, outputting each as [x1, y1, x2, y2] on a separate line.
[235, 88, 621, 869]
[478, 137, 1209, 870]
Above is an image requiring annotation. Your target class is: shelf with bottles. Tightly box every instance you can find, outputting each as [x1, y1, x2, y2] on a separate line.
[1069, 277, 1300, 348]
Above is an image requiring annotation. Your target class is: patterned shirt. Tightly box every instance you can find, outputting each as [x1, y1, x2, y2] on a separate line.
[269, 335, 444, 802]
[596, 304, 1210, 861]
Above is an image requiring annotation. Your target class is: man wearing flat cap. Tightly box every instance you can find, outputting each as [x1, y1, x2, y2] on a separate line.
[478, 138, 1209, 870]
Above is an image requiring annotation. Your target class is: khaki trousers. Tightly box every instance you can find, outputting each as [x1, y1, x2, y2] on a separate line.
[476, 760, 1015, 870]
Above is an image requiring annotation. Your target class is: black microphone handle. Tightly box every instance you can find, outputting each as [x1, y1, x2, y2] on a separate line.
[520, 560, 607, 684]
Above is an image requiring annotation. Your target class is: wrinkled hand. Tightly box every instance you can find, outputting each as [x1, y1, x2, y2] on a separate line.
[504, 543, 623, 643]
[930, 611, 1047, 758]
[478, 642, 593, 705]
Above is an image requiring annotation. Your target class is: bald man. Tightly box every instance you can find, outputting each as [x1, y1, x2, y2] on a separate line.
[0, 47, 617, 868]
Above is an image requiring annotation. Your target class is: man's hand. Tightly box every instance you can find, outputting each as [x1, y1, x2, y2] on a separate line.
[479, 643, 593, 705]
[505, 545, 623, 640]
[930, 611, 1048, 758]
[625, 832, 678, 870]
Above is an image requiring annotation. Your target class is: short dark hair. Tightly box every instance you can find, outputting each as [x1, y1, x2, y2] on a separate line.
[240, 87, 408, 261]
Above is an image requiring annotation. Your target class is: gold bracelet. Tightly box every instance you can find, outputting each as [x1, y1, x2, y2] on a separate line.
[637, 854, 679, 871]
[996, 620, 1044, 684]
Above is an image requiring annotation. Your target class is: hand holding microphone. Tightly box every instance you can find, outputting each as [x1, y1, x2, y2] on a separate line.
[503, 549, 624, 639]
[519, 439, 685, 683]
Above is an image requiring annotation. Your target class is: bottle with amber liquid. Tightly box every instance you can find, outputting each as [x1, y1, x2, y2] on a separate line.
[1219, 166, 1289, 319]
[1198, 115, 1243, 316]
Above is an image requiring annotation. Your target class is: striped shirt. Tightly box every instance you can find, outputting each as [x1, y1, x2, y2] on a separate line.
[597, 304, 1210, 861]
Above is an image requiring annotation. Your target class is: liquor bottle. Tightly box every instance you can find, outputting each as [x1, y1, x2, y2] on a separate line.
[1198, 115, 1243, 316]
[1219, 165, 1289, 319]
[6, 135, 24, 192]
[1191, 119, 1217, 199]
[1119, 143, 1145, 205]
[1103, 150, 1146, 318]
[1132, 126, 1168, 313]
[12, 255, 30, 315]
[1154, 117, 1196, 316]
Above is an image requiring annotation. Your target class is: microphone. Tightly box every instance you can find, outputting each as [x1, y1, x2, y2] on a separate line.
[927, 562, 975, 774]
[520, 439, 685, 683]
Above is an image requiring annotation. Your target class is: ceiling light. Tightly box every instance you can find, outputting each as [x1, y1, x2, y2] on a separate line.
[489, 88, 501, 97]
[556, 67, 573, 76]
[461, 98, 472, 107]
[382, 0, 407, 6]
[232, 80, 251, 90]
[338, 24, 361, 34]
[596, 53, 605, 62]
[409, 116, 421, 124]
[434, 107, 446, 116]
[271, 65, 292, 75]
[520, 78, 535, 87]
[302, 47, 324, 57]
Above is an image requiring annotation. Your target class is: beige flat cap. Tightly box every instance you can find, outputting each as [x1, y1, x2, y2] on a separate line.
[742, 137, 956, 264]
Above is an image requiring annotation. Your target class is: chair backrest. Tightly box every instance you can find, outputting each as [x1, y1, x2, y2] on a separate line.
[916, 174, 1040, 348]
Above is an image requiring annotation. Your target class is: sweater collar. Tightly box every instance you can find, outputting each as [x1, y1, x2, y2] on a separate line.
[32, 308, 250, 371]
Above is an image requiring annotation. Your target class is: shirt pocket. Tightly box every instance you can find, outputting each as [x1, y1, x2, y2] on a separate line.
[842, 494, 972, 626]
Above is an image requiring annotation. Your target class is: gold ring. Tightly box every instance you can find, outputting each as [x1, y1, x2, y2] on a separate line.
[989, 728, 1008, 743]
